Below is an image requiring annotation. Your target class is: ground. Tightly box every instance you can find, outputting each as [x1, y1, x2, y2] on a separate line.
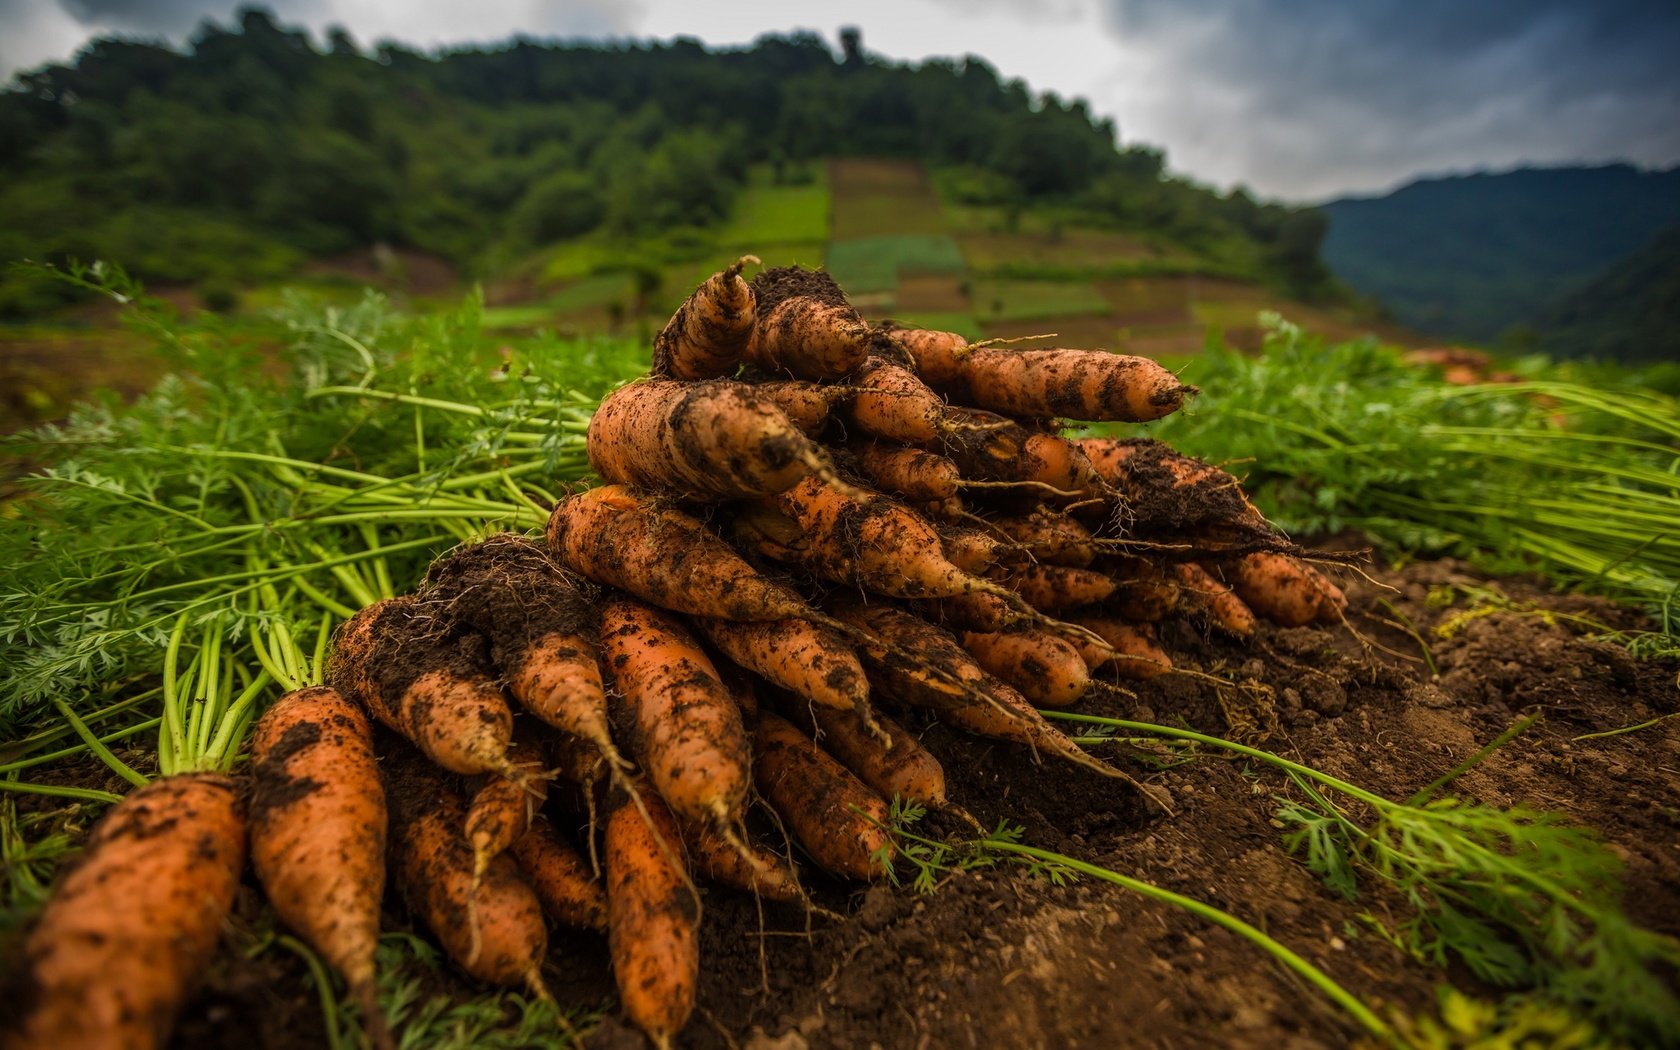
[46, 552, 1665, 1050]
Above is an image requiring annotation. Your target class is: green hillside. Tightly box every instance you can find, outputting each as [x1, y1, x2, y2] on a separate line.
[1534, 222, 1680, 361]
[0, 9, 1334, 320]
[1320, 164, 1680, 345]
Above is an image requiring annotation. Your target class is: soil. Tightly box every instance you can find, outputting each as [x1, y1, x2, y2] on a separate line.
[10, 556, 1679, 1049]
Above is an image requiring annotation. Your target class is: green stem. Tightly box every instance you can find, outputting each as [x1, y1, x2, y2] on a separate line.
[0, 718, 161, 776]
[0, 778, 124, 804]
[1406, 711, 1540, 805]
[50, 698, 148, 787]
[276, 935, 346, 1050]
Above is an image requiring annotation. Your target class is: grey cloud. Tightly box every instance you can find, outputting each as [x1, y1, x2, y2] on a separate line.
[1100, 0, 1680, 197]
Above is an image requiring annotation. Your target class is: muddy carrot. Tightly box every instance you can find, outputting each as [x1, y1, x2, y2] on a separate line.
[651, 255, 758, 380]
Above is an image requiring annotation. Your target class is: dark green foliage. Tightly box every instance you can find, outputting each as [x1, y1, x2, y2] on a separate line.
[0, 10, 1334, 315]
[1321, 164, 1680, 344]
[1535, 222, 1680, 362]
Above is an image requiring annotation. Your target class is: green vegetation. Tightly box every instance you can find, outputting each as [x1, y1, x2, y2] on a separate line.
[1137, 315, 1680, 632]
[1534, 222, 1680, 362]
[970, 278, 1110, 323]
[0, 9, 1336, 317]
[825, 235, 966, 294]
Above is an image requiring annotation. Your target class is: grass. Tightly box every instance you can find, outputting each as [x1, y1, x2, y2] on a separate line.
[825, 234, 966, 296]
[714, 168, 830, 247]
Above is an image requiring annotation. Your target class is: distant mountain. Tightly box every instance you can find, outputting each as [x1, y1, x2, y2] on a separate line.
[1320, 164, 1680, 344]
[1533, 222, 1680, 361]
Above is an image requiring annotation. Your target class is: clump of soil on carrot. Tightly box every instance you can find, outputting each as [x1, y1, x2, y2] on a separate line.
[57, 556, 1680, 1050]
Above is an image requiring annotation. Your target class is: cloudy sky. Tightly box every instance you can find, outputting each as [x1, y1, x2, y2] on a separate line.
[3, 0, 1677, 201]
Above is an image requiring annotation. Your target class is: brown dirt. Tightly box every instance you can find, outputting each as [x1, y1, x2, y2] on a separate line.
[9, 556, 1678, 1049]
[894, 274, 971, 313]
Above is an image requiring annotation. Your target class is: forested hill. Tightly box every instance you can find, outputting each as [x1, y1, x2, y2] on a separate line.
[1320, 165, 1680, 348]
[0, 9, 1332, 317]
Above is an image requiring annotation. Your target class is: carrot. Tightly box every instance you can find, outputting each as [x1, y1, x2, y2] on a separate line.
[1066, 616, 1173, 679]
[329, 597, 515, 777]
[249, 687, 392, 1050]
[586, 378, 834, 499]
[742, 475, 1032, 608]
[423, 535, 621, 766]
[848, 357, 949, 443]
[850, 442, 962, 501]
[680, 821, 805, 903]
[805, 704, 947, 809]
[14, 774, 245, 1050]
[548, 486, 822, 623]
[1022, 432, 1105, 496]
[926, 408, 1088, 496]
[960, 629, 1090, 707]
[914, 494, 965, 522]
[691, 616, 872, 724]
[912, 590, 1018, 633]
[1173, 561, 1257, 637]
[1078, 437, 1266, 534]
[884, 324, 969, 384]
[384, 749, 547, 992]
[749, 379, 853, 436]
[745, 266, 872, 380]
[1300, 561, 1349, 622]
[754, 711, 893, 880]
[1227, 552, 1332, 628]
[991, 562, 1119, 613]
[940, 523, 1009, 575]
[988, 510, 1098, 567]
[827, 602, 1006, 714]
[599, 597, 751, 829]
[939, 346, 1192, 423]
[605, 781, 699, 1050]
[1106, 557, 1185, 621]
[511, 815, 608, 932]
[651, 255, 758, 380]
[932, 675, 1135, 782]
[466, 736, 551, 887]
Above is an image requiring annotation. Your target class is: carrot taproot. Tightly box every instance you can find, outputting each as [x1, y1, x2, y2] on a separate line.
[329, 597, 515, 777]
[991, 562, 1119, 613]
[1173, 561, 1257, 637]
[938, 346, 1193, 422]
[651, 255, 758, 380]
[912, 590, 1017, 633]
[940, 524, 1009, 575]
[885, 324, 969, 384]
[988, 510, 1098, 568]
[14, 774, 245, 1050]
[547, 486, 822, 623]
[914, 494, 965, 522]
[848, 357, 949, 443]
[249, 687, 392, 1050]
[754, 711, 894, 880]
[384, 750, 547, 992]
[745, 266, 872, 380]
[680, 821, 805, 903]
[959, 629, 1090, 707]
[1227, 552, 1332, 628]
[1106, 557, 1185, 621]
[599, 597, 751, 829]
[1066, 616, 1173, 679]
[749, 379, 854, 436]
[466, 736, 551, 887]
[805, 704, 947, 809]
[587, 378, 833, 500]
[1078, 437, 1266, 533]
[850, 442, 962, 501]
[932, 675, 1135, 782]
[605, 781, 699, 1050]
[1022, 432, 1105, 496]
[422, 535, 621, 766]
[511, 815, 607, 932]
[691, 616, 872, 724]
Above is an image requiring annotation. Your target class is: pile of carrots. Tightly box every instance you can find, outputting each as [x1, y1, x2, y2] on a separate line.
[11, 259, 1347, 1050]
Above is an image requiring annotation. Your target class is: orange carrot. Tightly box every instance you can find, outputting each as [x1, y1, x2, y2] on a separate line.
[466, 736, 550, 886]
[750, 379, 852, 436]
[423, 535, 620, 765]
[651, 255, 758, 380]
[605, 781, 699, 1050]
[680, 821, 805, 903]
[849, 357, 949, 443]
[932, 675, 1130, 781]
[1107, 557, 1185, 621]
[1066, 616, 1173, 679]
[940, 346, 1192, 422]
[548, 486, 823, 623]
[754, 711, 893, 880]
[745, 266, 872, 380]
[960, 629, 1090, 706]
[384, 751, 547, 992]
[1078, 437, 1266, 533]
[250, 687, 391, 1050]
[587, 378, 833, 499]
[1173, 561, 1257, 637]
[511, 815, 607, 932]
[940, 524, 1009, 575]
[988, 510, 1097, 567]
[991, 563, 1119, 613]
[806, 705, 947, 809]
[329, 597, 514, 777]
[850, 442, 962, 501]
[885, 325, 969, 384]
[14, 774, 245, 1050]
[1227, 552, 1332, 627]
[599, 597, 751, 829]
[692, 616, 871, 722]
